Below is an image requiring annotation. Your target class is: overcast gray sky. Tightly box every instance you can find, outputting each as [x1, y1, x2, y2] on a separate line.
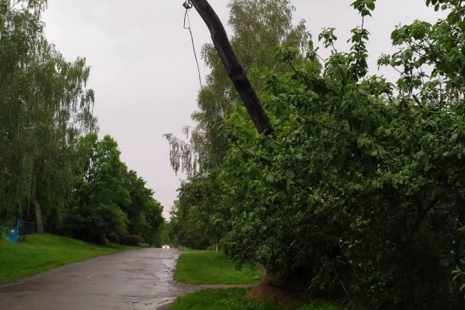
[42, 0, 442, 218]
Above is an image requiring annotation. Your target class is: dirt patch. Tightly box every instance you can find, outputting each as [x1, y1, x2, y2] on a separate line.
[246, 283, 311, 308]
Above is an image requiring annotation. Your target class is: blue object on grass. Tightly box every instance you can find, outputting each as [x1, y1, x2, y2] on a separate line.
[7, 219, 20, 243]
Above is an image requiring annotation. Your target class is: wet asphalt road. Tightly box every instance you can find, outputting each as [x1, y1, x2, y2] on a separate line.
[0, 248, 195, 310]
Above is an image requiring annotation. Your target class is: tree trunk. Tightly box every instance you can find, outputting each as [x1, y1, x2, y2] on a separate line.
[190, 0, 275, 138]
[31, 191, 44, 233]
[331, 245, 374, 310]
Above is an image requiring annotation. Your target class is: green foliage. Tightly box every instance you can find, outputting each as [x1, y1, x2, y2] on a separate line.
[0, 0, 97, 235]
[157, 222, 173, 246]
[63, 135, 164, 245]
[170, 0, 465, 309]
[174, 251, 259, 285]
[0, 0, 164, 251]
[121, 169, 164, 246]
[169, 173, 224, 250]
[452, 266, 465, 292]
[63, 135, 130, 243]
[0, 234, 128, 284]
[167, 0, 310, 256]
[0, 0, 96, 230]
[165, 0, 310, 177]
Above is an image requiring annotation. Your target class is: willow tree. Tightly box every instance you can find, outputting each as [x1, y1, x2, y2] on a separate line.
[166, 0, 309, 176]
[0, 0, 96, 231]
[165, 0, 310, 256]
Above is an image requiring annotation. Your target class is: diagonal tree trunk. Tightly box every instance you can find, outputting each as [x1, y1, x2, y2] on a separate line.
[190, 0, 275, 138]
[189, 2, 374, 309]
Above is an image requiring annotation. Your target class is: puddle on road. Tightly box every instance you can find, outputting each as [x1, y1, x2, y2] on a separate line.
[153, 269, 172, 282]
[132, 297, 176, 310]
[153, 257, 178, 282]
[132, 252, 196, 309]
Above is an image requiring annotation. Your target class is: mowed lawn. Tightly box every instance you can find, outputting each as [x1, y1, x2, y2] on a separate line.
[0, 234, 129, 284]
[174, 250, 260, 285]
[170, 289, 279, 310]
[169, 288, 345, 310]
[170, 250, 345, 310]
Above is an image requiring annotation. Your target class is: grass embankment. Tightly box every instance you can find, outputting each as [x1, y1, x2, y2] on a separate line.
[170, 250, 344, 310]
[174, 250, 260, 285]
[0, 233, 129, 284]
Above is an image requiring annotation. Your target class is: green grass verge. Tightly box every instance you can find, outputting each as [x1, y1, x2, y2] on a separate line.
[169, 289, 344, 310]
[176, 246, 203, 252]
[0, 233, 130, 284]
[174, 251, 260, 285]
